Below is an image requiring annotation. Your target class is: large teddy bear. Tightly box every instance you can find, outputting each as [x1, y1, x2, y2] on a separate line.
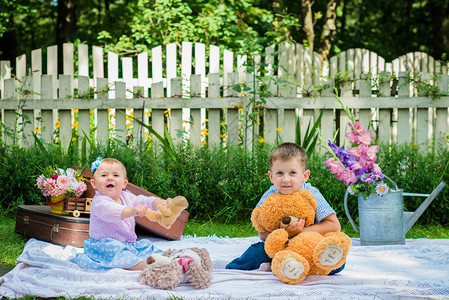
[251, 189, 352, 285]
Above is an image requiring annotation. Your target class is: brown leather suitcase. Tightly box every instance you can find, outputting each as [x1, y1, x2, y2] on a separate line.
[15, 205, 89, 247]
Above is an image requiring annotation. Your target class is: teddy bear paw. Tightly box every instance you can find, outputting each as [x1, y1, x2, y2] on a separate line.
[319, 244, 344, 267]
[271, 250, 309, 285]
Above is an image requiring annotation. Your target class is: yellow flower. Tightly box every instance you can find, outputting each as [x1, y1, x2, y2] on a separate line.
[257, 118, 260, 126]
[144, 112, 152, 117]
[259, 137, 265, 143]
[220, 134, 226, 138]
[220, 122, 225, 126]
[55, 120, 60, 128]
[72, 137, 76, 142]
[276, 127, 282, 132]
[73, 121, 79, 128]
[72, 109, 79, 113]
[108, 108, 111, 112]
[412, 142, 417, 147]
[205, 119, 209, 122]
[201, 141, 207, 145]
[34, 127, 41, 132]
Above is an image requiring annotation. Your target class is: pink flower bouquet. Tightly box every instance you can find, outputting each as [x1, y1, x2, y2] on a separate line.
[322, 96, 390, 199]
[36, 167, 87, 198]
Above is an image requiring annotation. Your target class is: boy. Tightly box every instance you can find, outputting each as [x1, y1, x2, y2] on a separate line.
[226, 143, 345, 274]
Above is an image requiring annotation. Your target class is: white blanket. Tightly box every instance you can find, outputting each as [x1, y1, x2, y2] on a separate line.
[1, 236, 449, 299]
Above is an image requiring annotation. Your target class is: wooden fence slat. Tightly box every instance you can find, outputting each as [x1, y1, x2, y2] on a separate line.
[78, 44, 89, 77]
[169, 78, 183, 145]
[152, 46, 163, 84]
[207, 73, 221, 146]
[59, 75, 72, 148]
[132, 86, 144, 148]
[138, 51, 150, 97]
[115, 81, 127, 144]
[190, 74, 202, 146]
[166, 43, 177, 96]
[209, 45, 220, 74]
[93, 46, 104, 88]
[150, 81, 165, 149]
[295, 43, 303, 87]
[3, 78, 16, 145]
[181, 41, 192, 97]
[31, 49, 42, 99]
[63, 43, 74, 76]
[108, 51, 119, 99]
[40, 75, 54, 143]
[194, 43, 206, 97]
[96, 77, 108, 145]
[77, 75, 90, 150]
[226, 73, 239, 146]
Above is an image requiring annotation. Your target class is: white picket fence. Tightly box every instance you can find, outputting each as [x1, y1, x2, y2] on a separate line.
[0, 42, 448, 152]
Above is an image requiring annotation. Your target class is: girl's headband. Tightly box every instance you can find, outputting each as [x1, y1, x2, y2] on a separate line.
[91, 157, 102, 173]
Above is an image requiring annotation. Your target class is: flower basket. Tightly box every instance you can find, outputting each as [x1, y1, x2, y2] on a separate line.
[36, 167, 88, 215]
[47, 194, 69, 215]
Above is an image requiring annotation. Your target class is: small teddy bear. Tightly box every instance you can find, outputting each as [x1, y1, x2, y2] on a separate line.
[145, 196, 189, 229]
[251, 189, 352, 285]
[140, 247, 212, 290]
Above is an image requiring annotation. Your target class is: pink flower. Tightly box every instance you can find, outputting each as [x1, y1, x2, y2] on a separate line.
[351, 121, 365, 135]
[345, 131, 359, 144]
[57, 175, 70, 190]
[347, 144, 367, 159]
[359, 130, 372, 146]
[324, 158, 343, 174]
[76, 181, 87, 197]
[366, 145, 380, 161]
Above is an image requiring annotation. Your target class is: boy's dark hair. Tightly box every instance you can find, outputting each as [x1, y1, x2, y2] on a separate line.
[269, 143, 307, 170]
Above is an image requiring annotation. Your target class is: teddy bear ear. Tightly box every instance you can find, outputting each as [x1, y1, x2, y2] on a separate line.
[298, 189, 317, 210]
[251, 207, 264, 232]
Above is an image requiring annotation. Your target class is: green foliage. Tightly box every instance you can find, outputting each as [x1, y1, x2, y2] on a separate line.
[1, 140, 448, 226]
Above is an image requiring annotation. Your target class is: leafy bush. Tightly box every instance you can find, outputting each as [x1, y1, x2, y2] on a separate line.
[0, 142, 448, 226]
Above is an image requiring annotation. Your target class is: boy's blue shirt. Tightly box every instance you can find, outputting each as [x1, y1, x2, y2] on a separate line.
[256, 183, 336, 223]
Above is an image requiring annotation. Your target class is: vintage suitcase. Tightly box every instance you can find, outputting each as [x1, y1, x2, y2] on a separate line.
[15, 205, 89, 247]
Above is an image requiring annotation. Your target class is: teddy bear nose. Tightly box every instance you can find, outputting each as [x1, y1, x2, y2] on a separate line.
[282, 216, 291, 225]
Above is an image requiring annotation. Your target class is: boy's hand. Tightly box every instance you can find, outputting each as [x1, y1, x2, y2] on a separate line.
[286, 219, 305, 238]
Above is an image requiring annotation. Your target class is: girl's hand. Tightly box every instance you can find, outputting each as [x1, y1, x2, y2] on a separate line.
[286, 219, 305, 238]
[152, 198, 168, 211]
[133, 204, 148, 217]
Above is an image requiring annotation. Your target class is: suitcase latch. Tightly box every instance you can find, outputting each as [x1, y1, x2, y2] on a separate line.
[23, 216, 29, 224]
[52, 224, 59, 232]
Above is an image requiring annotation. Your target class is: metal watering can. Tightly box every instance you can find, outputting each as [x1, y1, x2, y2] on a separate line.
[344, 177, 446, 245]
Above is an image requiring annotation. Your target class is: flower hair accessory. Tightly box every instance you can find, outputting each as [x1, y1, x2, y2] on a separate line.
[91, 157, 102, 173]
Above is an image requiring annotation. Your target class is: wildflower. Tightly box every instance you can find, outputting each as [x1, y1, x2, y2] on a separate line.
[376, 183, 389, 196]
[258, 137, 265, 143]
[276, 128, 282, 132]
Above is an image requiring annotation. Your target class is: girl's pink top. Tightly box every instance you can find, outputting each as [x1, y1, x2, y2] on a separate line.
[89, 190, 158, 243]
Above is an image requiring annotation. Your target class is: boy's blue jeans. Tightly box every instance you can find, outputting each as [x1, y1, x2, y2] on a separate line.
[226, 241, 345, 275]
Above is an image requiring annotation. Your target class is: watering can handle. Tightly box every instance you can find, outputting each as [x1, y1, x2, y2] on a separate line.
[343, 188, 359, 233]
[343, 175, 399, 234]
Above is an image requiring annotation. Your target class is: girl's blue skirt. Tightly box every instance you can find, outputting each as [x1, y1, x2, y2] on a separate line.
[70, 237, 161, 270]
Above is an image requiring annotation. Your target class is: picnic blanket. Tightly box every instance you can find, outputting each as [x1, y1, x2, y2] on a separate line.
[1, 236, 449, 299]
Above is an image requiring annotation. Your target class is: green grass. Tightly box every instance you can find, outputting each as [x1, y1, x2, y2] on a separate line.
[1, 214, 449, 269]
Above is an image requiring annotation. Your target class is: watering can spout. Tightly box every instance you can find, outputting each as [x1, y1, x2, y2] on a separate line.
[403, 181, 446, 234]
